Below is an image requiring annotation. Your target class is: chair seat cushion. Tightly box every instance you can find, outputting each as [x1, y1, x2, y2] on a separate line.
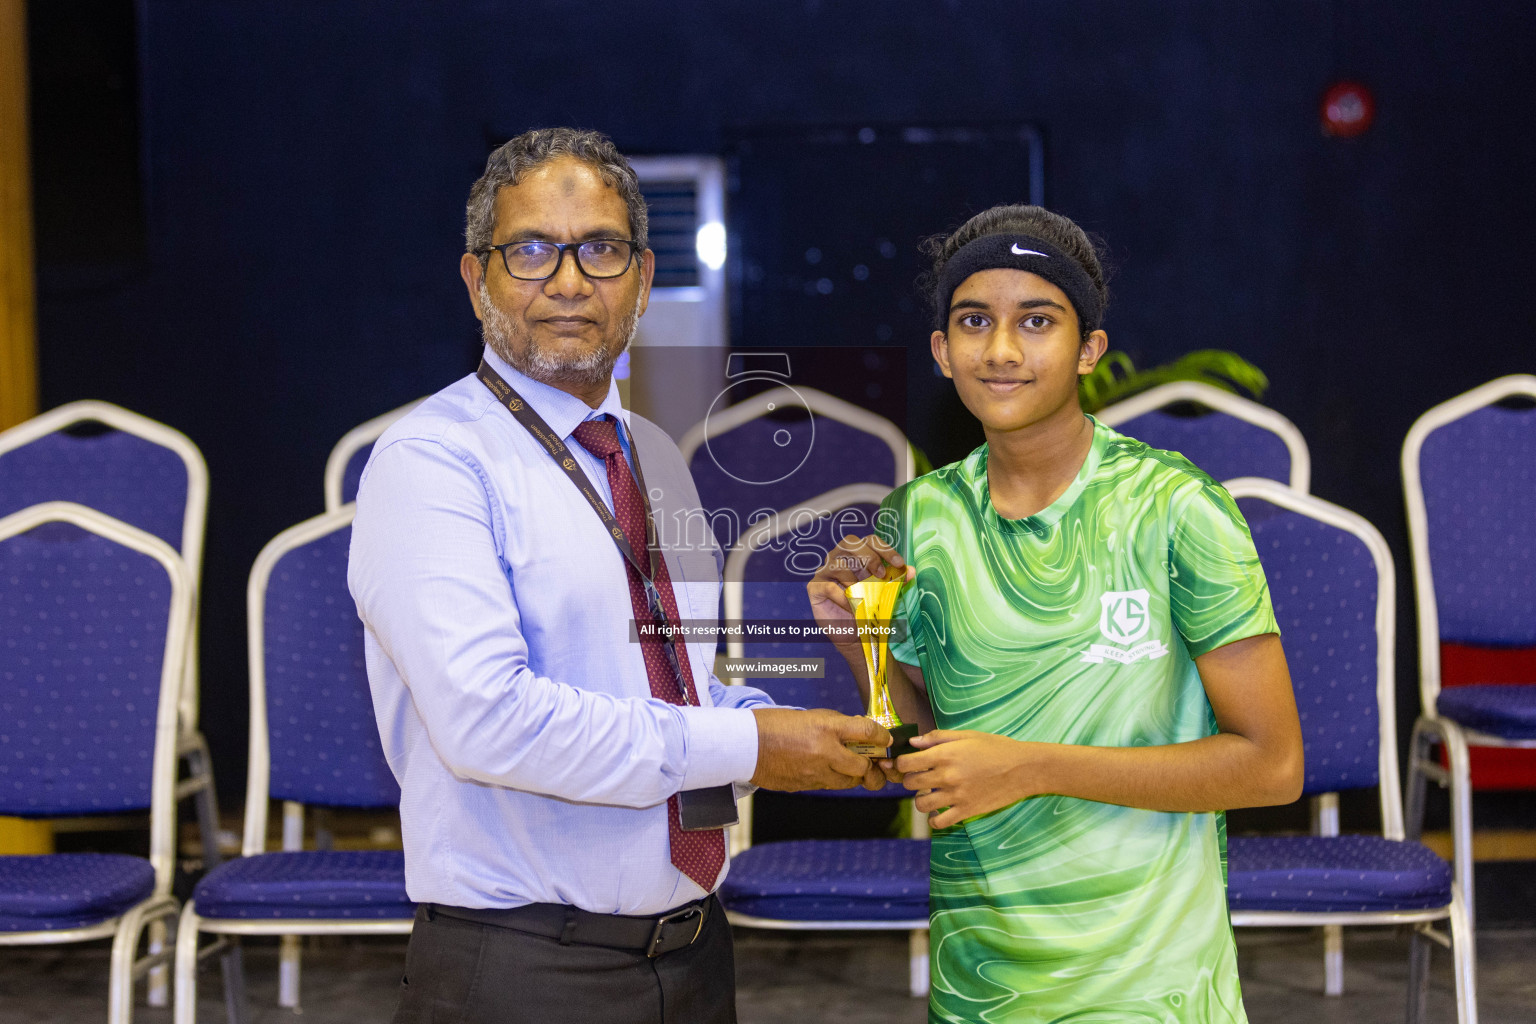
[1228, 835, 1451, 913]
[0, 853, 155, 931]
[719, 839, 929, 923]
[193, 850, 413, 920]
[1435, 683, 1536, 740]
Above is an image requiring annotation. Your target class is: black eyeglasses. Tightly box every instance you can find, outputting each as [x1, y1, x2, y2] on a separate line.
[480, 238, 640, 281]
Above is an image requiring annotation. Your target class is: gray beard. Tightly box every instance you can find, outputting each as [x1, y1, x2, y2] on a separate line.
[478, 281, 638, 391]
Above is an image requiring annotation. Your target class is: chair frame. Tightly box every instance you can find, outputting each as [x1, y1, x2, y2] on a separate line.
[1224, 477, 1476, 1023]
[1401, 373, 1536, 939]
[173, 506, 412, 1024]
[0, 501, 191, 1024]
[0, 401, 209, 596]
[313, 396, 425, 998]
[720, 483, 931, 997]
[1097, 381, 1311, 492]
[0, 401, 222, 870]
[322, 399, 424, 512]
[677, 384, 916, 487]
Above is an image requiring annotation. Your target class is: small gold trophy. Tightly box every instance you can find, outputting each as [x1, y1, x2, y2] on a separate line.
[843, 573, 918, 759]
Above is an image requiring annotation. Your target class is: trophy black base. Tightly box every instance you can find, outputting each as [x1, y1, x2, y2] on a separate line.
[849, 723, 920, 760]
[885, 723, 920, 759]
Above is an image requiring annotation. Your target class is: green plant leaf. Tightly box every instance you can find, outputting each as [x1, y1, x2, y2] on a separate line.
[1079, 349, 1269, 414]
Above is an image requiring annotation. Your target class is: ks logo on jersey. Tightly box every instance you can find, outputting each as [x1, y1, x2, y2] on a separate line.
[1081, 589, 1168, 665]
[1099, 589, 1150, 643]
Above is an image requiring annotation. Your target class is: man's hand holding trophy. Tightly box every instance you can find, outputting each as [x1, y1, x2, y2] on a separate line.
[806, 533, 924, 770]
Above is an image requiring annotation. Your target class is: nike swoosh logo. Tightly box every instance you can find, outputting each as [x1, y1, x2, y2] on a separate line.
[1011, 244, 1047, 257]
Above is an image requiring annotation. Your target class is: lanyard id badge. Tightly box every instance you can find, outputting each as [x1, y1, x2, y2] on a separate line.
[477, 361, 737, 830]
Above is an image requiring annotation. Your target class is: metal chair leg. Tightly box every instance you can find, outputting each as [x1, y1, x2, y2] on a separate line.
[109, 896, 178, 1024]
[1322, 925, 1343, 996]
[1443, 729, 1476, 936]
[908, 928, 929, 998]
[1404, 725, 1433, 843]
[1449, 884, 1479, 1024]
[1406, 926, 1432, 1024]
[279, 802, 305, 1010]
[148, 917, 169, 1006]
[222, 936, 250, 1024]
[1408, 718, 1477, 933]
[184, 735, 225, 869]
[1309, 794, 1344, 995]
[176, 903, 250, 1024]
[174, 904, 200, 1024]
[279, 934, 302, 1009]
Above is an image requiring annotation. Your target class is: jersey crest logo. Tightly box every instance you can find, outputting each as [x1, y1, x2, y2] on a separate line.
[1100, 589, 1150, 642]
[1082, 589, 1168, 665]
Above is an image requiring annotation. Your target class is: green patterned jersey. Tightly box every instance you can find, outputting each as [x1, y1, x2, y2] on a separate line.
[879, 417, 1277, 1024]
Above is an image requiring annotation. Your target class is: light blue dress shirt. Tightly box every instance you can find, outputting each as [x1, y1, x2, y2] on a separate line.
[349, 346, 772, 915]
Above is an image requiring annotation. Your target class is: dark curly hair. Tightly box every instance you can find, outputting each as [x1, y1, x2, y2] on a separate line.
[465, 127, 648, 259]
[920, 205, 1109, 340]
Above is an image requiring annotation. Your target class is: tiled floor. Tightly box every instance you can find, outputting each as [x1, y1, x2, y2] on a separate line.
[1, 926, 1532, 1023]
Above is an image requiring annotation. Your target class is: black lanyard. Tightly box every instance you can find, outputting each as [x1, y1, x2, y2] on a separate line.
[477, 360, 692, 696]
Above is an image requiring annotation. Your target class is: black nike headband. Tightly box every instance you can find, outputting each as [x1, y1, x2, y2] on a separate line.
[934, 233, 1104, 335]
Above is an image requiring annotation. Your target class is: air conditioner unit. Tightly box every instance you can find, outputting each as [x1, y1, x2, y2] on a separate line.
[627, 156, 727, 439]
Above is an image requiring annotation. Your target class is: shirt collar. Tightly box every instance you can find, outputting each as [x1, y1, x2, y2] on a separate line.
[480, 344, 628, 440]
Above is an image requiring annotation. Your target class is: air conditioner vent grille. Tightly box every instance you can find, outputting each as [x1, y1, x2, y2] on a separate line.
[641, 179, 700, 288]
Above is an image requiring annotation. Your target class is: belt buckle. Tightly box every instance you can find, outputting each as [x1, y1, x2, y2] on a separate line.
[647, 903, 704, 958]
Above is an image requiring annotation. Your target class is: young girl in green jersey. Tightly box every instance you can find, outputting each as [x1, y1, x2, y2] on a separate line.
[809, 205, 1304, 1023]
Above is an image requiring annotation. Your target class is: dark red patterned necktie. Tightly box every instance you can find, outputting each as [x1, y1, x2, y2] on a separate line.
[570, 415, 726, 891]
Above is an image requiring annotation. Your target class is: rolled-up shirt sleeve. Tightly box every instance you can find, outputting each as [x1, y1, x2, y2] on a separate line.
[350, 436, 760, 807]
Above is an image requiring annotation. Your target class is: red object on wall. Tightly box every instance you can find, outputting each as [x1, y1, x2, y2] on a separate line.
[1321, 81, 1376, 137]
[1439, 643, 1536, 788]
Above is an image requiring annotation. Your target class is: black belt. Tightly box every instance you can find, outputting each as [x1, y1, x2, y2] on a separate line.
[425, 895, 713, 958]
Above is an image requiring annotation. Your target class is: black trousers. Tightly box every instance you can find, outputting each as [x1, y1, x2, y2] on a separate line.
[391, 897, 737, 1024]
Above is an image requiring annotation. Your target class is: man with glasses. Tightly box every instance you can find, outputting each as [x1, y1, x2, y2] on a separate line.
[349, 127, 891, 1024]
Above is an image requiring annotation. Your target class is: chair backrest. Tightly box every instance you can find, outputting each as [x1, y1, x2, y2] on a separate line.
[1098, 381, 1310, 492]
[0, 502, 189, 888]
[1403, 374, 1536, 714]
[0, 400, 208, 580]
[1225, 478, 1403, 839]
[679, 386, 913, 552]
[0, 401, 208, 731]
[242, 505, 400, 857]
[323, 399, 425, 511]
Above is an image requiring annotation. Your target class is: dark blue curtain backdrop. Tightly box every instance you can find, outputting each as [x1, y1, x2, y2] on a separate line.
[34, 1, 1536, 803]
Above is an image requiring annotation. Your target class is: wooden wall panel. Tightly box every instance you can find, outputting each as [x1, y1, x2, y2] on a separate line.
[0, 0, 48, 853]
[0, 0, 36, 431]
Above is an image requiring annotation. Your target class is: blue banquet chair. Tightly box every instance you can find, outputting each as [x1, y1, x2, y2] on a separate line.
[678, 385, 915, 552]
[1097, 380, 1310, 491]
[717, 483, 931, 998]
[1401, 373, 1536, 934]
[173, 505, 412, 1024]
[0, 401, 222, 867]
[1223, 477, 1476, 1024]
[322, 399, 424, 512]
[0, 501, 192, 1023]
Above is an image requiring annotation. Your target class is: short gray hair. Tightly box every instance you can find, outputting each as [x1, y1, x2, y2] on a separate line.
[465, 127, 649, 258]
